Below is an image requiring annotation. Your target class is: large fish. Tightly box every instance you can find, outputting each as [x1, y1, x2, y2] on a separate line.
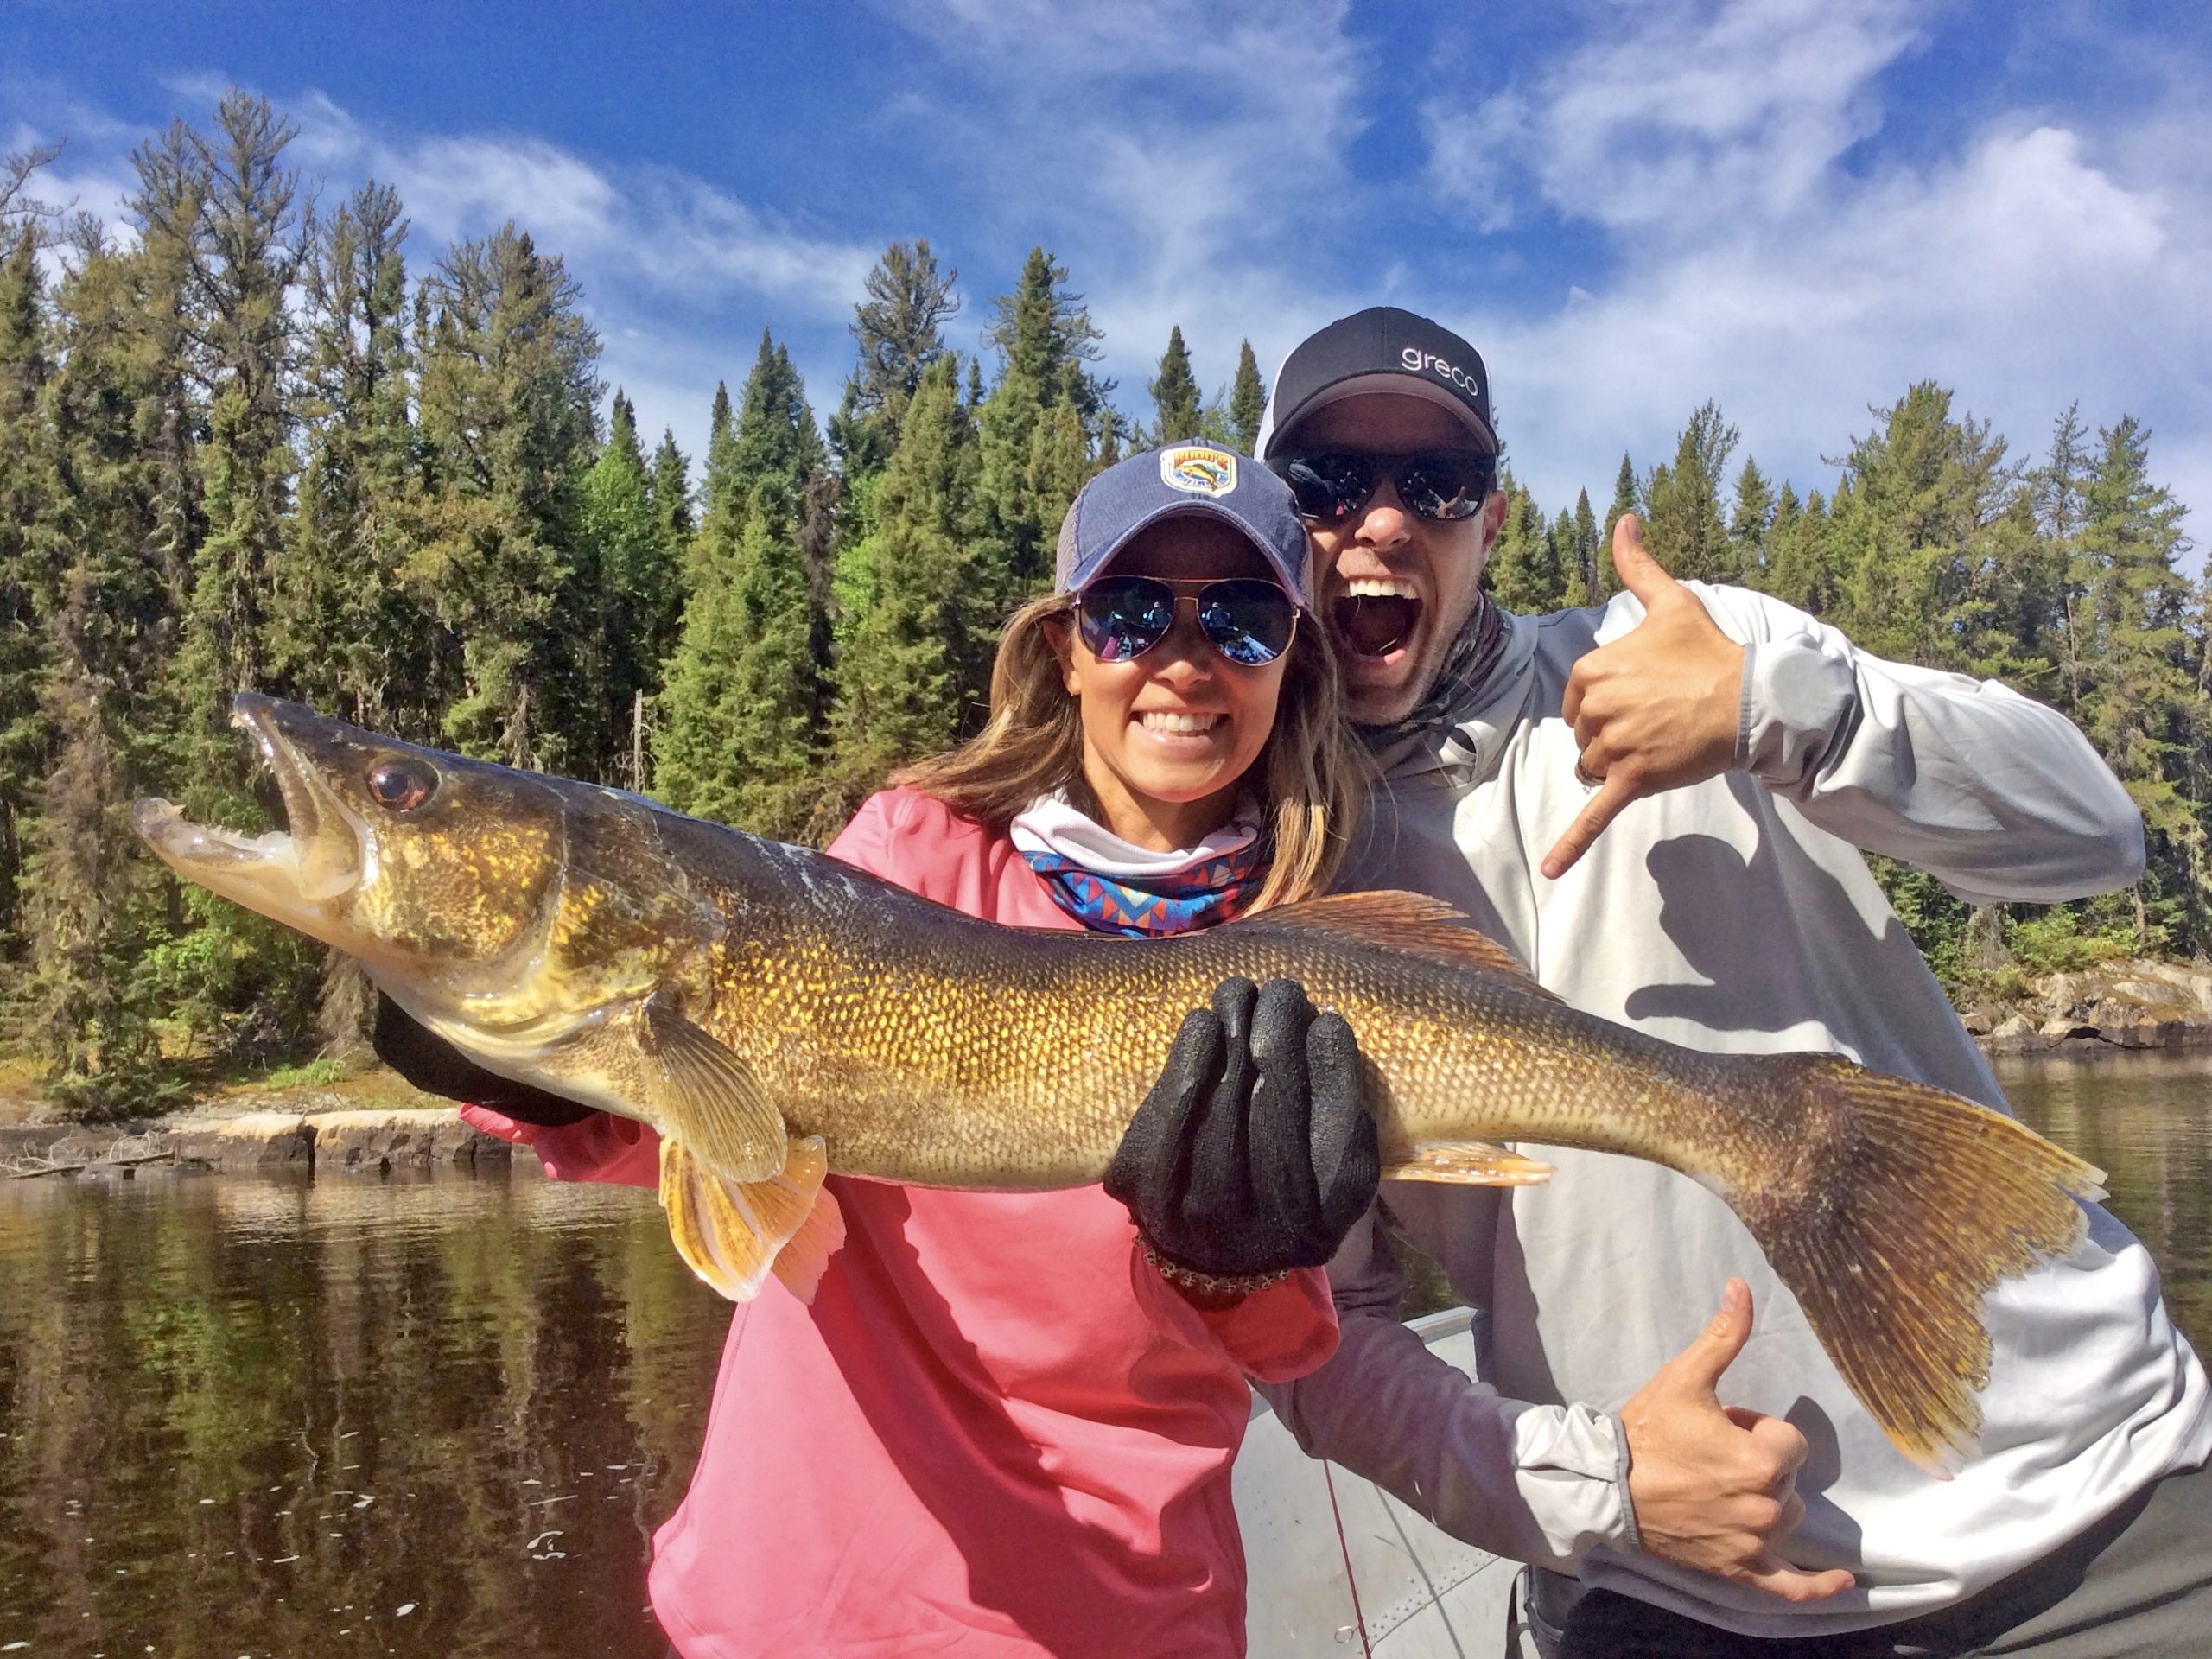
[137, 695, 2101, 1472]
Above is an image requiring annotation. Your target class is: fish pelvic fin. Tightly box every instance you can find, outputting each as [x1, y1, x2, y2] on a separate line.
[1250, 892, 1559, 997]
[1384, 1141, 1554, 1185]
[633, 993, 787, 1182]
[1733, 1054, 2105, 1477]
[659, 1132, 846, 1304]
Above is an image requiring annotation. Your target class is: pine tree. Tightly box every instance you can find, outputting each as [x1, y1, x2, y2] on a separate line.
[798, 466, 842, 742]
[654, 490, 820, 835]
[830, 358, 982, 785]
[1226, 340, 1266, 454]
[730, 329, 825, 513]
[1643, 403, 1739, 585]
[1763, 482, 1839, 615]
[273, 181, 435, 737]
[1727, 458, 1775, 587]
[1147, 325, 1202, 447]
[2037, 404, 2094, 718]
[1569, 487, 1600, 605]
[22, 227, 194, 1107]
[1599, 453, 1638, 596]
[986, 247, 1111, 428]
[975, 363, 1045, 609]
[579, 390, 676, 787]
[127, 96, 330, 1061]
[1484, 475, 1568, 612]
[1832, 383, 2027, 676]
[410, 224, 603, 771]
[648, 427, 693, 549]
[162, 94, 308, 772]
[656, 332, 828, 818]
[0, 219, 54, 970]
[2076, 417, 2197, 944]
[1549, 507, 1590, 607]
[830, 238, 958, 475]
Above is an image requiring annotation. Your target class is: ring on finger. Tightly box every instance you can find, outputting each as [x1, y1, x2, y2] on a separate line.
[1573, 757, 1604, 789]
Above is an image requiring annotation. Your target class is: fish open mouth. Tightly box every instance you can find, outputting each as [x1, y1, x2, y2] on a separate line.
[1333, 594, 1421, 658]
[132, 693, 366, 912]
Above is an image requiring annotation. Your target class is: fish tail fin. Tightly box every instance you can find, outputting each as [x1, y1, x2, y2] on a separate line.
[659, 1132, 847, 1304]
[1735, 1054, 2104, 1476]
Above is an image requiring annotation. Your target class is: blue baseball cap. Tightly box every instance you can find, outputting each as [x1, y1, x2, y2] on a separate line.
[1053, 441, 1313, 607]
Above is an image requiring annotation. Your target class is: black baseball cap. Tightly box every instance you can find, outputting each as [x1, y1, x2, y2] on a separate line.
[1258, 307, 1495, 459]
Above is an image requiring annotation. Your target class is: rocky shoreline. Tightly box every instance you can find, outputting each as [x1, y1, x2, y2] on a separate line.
[0, 1105, 514, 1178]
[1968, 958, 2212, 1058]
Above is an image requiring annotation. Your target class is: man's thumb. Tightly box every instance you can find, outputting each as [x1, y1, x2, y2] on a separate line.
[1669, 1276, 1754, 1394]
[1611, 514, 1680, 606]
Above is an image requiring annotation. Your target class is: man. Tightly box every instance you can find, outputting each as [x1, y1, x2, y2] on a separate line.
[1255, 307, 2212, 1655]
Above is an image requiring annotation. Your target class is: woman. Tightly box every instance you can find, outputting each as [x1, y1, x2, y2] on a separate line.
[383, 442, 1376, 1657]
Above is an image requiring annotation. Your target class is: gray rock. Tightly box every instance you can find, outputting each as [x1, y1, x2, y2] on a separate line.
[307, 1109, 508, 1171]
[170, 1111, 315, 1168]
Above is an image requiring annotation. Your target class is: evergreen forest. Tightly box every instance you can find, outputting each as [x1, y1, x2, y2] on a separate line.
[0, 97, 2201, 1116]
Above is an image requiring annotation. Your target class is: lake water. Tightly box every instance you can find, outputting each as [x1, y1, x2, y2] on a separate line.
[1, 1051, 2206, 1656]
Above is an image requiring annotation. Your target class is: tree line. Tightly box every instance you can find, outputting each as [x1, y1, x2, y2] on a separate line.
[0, 93, 2198, 1115]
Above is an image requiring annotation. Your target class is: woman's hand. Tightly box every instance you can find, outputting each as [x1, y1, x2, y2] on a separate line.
[372, 992, 600, 1128]
[1106, 977, 1379, 1286]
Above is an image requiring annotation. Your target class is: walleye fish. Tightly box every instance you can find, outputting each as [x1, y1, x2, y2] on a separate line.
[136, 696, 2103, 1472]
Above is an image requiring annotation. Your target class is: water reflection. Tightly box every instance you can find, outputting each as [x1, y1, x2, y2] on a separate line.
[0, 1164, 727, 1657]
[1995, 1049, 2212, 1354]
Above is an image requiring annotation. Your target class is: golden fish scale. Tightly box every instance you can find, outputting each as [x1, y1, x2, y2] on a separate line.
[656, 872, 1765, 1192]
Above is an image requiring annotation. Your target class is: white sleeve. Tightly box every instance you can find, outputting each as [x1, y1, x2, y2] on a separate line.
[1255, 1205, 1639, 1572]
[1703, 586, 2145, 906]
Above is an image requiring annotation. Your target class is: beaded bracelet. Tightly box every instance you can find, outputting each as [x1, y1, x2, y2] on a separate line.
[1139, 1238, 1291, 1300]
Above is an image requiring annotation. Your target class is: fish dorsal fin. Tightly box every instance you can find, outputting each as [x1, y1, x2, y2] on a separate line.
[1253, 891, 1560, 999]
[634, 994, 787, 1182]
[659, 1132, 848, 1304]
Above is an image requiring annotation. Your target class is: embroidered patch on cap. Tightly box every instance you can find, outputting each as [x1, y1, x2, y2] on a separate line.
[1159, 445, 1238, 497]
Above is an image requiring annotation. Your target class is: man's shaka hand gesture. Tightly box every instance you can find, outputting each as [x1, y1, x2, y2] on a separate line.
[1542, 514, 1746, 879]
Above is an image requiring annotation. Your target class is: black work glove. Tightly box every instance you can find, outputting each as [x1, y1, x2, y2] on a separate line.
[372, 992, 598, 1128]
[1106, 977, 1380, 1281]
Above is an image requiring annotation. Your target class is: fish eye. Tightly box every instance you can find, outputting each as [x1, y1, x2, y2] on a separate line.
[366, 760, 435, 814]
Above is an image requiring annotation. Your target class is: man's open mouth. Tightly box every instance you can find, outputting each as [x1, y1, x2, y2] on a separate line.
[1332, 579, 1421, 658]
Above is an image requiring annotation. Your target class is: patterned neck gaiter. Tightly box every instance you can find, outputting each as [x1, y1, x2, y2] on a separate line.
[1010, 796, 1271, 938]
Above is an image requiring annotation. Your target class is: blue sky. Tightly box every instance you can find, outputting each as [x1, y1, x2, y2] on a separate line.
[7, 0, 2209, 547]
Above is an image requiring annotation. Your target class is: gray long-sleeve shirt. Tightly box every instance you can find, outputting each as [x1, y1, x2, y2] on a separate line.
[1262, 585, 2212, 1637]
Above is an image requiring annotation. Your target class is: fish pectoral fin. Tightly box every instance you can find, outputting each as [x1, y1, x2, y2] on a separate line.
[659, 1132, 847, 1303]
[1384, 1141, 1554, 1185]
[1251, 892, 1560, 998]
[633, 994, 786, 1182]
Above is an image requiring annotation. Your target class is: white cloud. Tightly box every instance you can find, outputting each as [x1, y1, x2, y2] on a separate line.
[288, 92, 875, 310]
[1477, 117, 2208, 532]
[1409, 1, 2209, 547]
[1429, 0, 1924, 235]
[879, 0, 1368, 396]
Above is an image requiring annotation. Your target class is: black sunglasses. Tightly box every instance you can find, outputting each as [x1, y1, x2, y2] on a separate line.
[1269, 449, 1497, 524]
[1076, 576, 1301, 668]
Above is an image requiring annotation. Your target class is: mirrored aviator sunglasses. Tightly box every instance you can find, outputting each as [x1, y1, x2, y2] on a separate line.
[1270, 449, 1497, 524]
[1075, 576, 1301, 668]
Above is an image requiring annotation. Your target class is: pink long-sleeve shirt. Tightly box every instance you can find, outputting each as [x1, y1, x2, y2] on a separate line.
[463, 787, 1338, 1657]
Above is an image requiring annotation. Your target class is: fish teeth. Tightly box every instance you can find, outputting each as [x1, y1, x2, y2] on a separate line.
[1343, 577, 1419, 600]
[1139, 710, 1222, 734]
